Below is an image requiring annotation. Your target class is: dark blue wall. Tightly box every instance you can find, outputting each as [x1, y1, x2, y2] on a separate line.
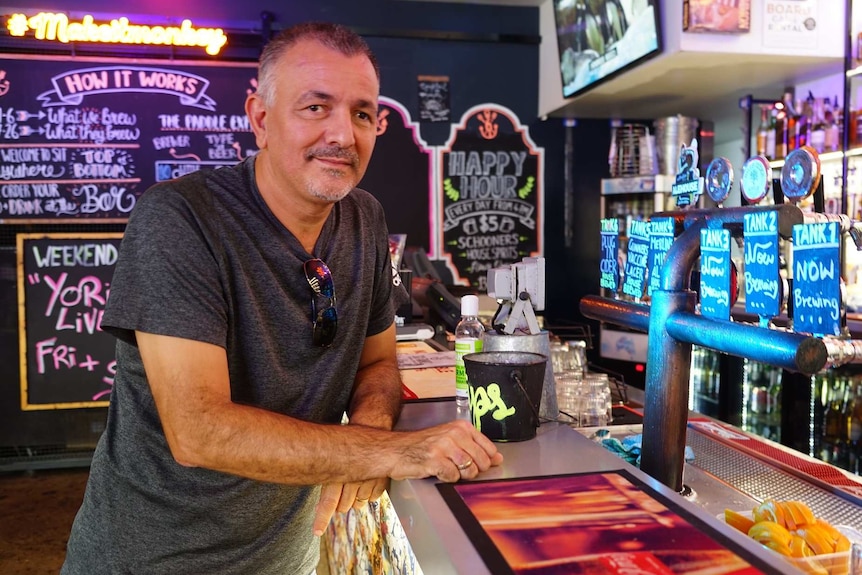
[1, 1, 608, 449]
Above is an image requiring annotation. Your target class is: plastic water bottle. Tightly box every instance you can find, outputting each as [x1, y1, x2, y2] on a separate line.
[455, 294, 484, 409]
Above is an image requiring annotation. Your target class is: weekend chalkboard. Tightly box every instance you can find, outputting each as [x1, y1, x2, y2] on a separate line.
[0, 54, 258, 222]
[17, 233, 122, 410]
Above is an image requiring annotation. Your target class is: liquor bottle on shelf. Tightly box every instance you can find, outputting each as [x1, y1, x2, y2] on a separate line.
[689, 346, 703, 412]
[833, 96, 843, 151]
[831, 380, 854, 471]
[766, 365, 782, 419]
[854, 105, 862, 148]
[777, 91, 796, 159]
[796, 94, 813, 150]
[756, 107, 769, 157]
[810, 96, 826, 154]
[743, 359, 782, 443]
[821, 375, 846, 466]
[688, 347, 722, 417]
[766, 107, 776, 159]
[824, 96, 839, 153]
[706, 352, 720, 401]
[775, 102, 788, 159]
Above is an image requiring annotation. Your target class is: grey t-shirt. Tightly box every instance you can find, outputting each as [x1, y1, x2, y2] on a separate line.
[62, 157, 395, 574]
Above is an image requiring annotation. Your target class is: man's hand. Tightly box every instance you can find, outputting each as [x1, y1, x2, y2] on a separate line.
[313, 478, 388, 536]
[391, 419, 504, 484]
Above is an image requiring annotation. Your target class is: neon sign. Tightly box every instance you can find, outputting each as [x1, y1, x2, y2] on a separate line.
[6, 12, 228, 56]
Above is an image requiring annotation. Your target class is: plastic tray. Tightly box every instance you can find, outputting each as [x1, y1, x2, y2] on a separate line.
[721, 510, 862, 575]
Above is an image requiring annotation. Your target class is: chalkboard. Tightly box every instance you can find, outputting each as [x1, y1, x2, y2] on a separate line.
[17, 233, 121, 410]
[621, 219, 648, 300]
[646, 216, 674, 297]
[439, 104, 543, 289]
[417, 75, 450, 123]
[699, 227, 731, 321]
[600, 218, 619, 292]
[0, 54, 258, 222]
[792, 222, 841, 336]
[743, 211, 781, 318]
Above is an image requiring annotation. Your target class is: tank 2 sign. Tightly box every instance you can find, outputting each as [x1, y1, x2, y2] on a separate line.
[438, 104, 543, 289]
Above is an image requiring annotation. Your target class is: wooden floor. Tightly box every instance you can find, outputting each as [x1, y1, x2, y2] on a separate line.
[0, 467, 88, 574]
[0, 467, 331, 574]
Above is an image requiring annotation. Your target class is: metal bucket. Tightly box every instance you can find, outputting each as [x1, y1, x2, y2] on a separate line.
[463, 351, 547, 442]
[481, 330, 558, 422]
[653, 115, 699, 176]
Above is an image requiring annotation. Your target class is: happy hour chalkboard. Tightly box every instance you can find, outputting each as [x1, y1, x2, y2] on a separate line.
[439, 104, 542, 289]
[17, 233, 121, 410]
[0, 54, 258, 222]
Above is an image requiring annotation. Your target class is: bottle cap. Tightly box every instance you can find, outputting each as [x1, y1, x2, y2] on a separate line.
[461, 294, 479, 316]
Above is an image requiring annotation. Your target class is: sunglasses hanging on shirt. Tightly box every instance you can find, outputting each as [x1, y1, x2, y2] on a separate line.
[304, 258, 338, 347]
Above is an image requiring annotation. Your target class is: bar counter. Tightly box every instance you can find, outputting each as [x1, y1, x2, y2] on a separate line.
[380, 400, 814, 574]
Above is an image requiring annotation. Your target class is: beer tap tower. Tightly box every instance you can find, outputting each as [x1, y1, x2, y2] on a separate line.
[580, 144, 862, 492]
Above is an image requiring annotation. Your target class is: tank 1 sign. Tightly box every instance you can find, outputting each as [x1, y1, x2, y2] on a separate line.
[438, 104, 543, 289]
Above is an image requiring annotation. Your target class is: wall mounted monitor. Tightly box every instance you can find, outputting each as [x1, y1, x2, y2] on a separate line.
[553, 0, 662, 100]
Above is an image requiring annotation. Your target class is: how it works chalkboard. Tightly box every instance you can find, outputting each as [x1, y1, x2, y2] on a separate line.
[0, 54, 258, 222]
[17, 233, 122, 410]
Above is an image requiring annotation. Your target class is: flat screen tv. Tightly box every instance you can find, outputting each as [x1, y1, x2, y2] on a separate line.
[553, 0, 662, 100]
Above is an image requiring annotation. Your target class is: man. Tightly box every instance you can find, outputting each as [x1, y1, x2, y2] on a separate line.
[62, 22, 502, 575]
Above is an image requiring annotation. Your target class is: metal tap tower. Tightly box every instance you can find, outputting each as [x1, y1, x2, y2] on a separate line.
[581, 203, 836, 492]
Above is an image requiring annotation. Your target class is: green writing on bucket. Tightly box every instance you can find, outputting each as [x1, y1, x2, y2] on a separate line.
[469, 382, 515, 431]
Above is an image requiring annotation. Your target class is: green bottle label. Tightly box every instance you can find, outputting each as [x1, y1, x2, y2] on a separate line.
[455, 338, 483, 396]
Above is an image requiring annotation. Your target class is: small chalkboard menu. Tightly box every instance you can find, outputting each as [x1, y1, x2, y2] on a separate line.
[417, 75, 450, 123]
[646, 216, 674, 296]
[0, 55, 258, 222]
[600, 218, 619, 292]
[621, 219, 649, 300]
[743, 211, 781, 318]
[17, 233, 121, 409]
[699, 227, 731, 320]
[439, 104, 543, 289]
[792, 222, 840, 336]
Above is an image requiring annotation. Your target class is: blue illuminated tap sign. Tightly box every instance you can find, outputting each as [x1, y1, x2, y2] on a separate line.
[600, 218, 619, 292]
[743, 211, 780, 317]
[622, 219, 649, 300]
[647, 217, 675, 296]
[792, 222, 841, 336]
[700, 227, 731, 320]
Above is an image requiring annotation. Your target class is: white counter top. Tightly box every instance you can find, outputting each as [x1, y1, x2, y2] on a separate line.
[389, 400, 798, 575]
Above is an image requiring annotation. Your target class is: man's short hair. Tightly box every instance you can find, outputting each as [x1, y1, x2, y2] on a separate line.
[256, 22, 380, 107]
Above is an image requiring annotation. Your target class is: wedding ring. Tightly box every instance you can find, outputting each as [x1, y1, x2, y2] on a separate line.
[355, 498, 368, 503]
[457, 460, 473, 471]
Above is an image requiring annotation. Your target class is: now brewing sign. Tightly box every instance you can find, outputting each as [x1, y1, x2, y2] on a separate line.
[792, 222, 840, 336]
